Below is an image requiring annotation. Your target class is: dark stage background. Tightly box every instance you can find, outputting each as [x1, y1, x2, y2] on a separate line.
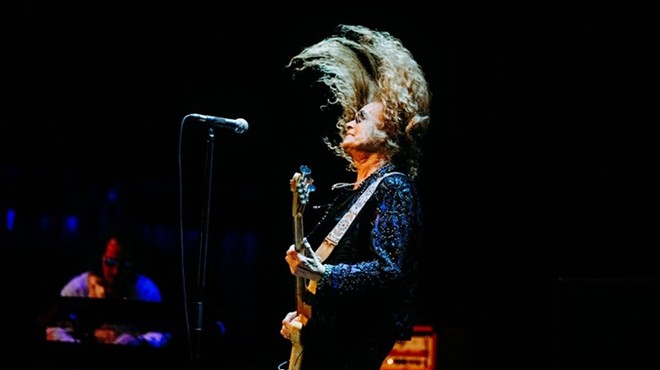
[1, 6, 657, 370]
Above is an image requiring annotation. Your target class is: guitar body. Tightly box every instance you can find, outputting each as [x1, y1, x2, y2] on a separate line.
[286, 165, 315, 370]
[287, 318, 304, 370]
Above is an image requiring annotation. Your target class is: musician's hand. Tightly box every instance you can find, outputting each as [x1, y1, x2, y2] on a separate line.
[46, 326, 80, 343]
[280, 311, 300, 340]
[112, 332, 141, 346]
[285, 240, 325, 281]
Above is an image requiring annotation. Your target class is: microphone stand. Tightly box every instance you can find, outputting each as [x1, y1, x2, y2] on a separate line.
[192, 127, 215, 370]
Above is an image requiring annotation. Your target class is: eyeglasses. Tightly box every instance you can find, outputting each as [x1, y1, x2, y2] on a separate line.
[103, 257, 133, 268]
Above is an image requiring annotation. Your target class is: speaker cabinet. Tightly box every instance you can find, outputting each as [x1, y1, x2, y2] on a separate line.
[382, 325, 436, 370]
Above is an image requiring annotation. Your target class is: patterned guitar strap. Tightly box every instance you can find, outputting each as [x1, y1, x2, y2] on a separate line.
[307, 171, 403, 294]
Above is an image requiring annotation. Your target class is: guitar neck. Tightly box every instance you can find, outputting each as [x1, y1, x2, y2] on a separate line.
[293, 213, 304, 252]
[293, 214, 311, 317]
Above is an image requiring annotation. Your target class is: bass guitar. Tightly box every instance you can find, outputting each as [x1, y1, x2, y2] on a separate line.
[286, 165, 315, 370]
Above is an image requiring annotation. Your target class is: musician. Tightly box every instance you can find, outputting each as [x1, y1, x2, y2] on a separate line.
[46, 230, 169, 347]
[280, 24, 431, 370]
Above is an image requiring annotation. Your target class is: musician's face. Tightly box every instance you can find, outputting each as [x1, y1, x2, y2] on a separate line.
[341, 101, 387, 156]
[101, 237, 132, 286]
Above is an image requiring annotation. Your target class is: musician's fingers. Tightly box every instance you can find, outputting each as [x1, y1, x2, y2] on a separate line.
[302, 238, 322, 263]
[280, 325, 290, 339]
[286, 250, 301, 265]
[300, 255, 320, 270]
[283, 311, 298, 323]
[296, 258, 313, 273]
[302, 239, 315, 256]
[285, 255, 297, 275]
[286, 249, 299, 261]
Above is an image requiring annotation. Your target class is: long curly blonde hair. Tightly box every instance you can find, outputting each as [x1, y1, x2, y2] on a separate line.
[287, 24, 431, 180]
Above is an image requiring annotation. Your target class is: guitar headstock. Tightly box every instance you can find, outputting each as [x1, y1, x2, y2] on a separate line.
[290, 165, 315, 217]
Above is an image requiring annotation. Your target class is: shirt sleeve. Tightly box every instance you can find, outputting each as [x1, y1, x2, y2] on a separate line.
[135, 275, 163, 302]
[60, 272, 90, 297]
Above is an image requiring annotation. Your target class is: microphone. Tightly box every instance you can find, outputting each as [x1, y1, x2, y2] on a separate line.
[188, 113, 249, 134]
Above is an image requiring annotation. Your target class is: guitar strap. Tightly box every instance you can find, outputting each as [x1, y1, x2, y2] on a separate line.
[308, 171, 403, 294]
